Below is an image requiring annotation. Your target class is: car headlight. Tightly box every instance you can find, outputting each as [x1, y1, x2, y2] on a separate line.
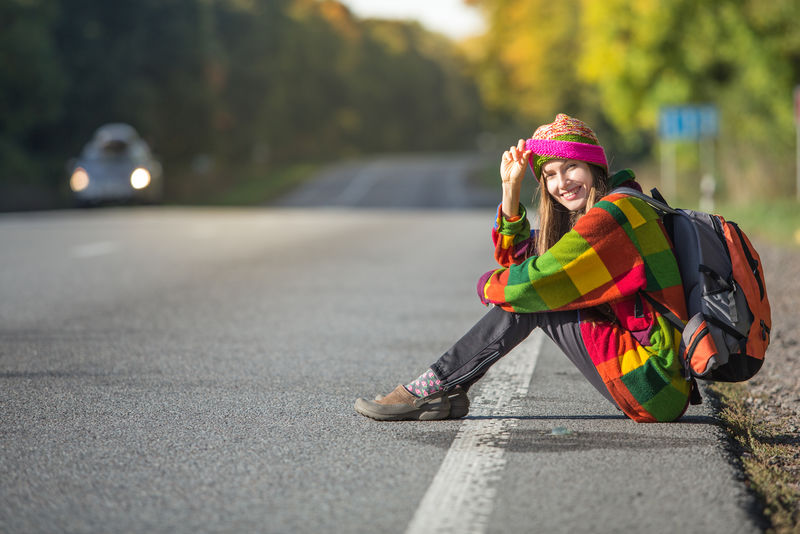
[130, 168, 151, 190]
[70, 167, 90, 192]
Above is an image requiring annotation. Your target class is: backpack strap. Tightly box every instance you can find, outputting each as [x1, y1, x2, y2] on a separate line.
[688, 378, 703, 405]
[650, 187, 668, 205]
[612, 187, 705, 405]
[728, 221, 766, 299]
[611, 186, 680, 216]
[639, 291, 685, 332]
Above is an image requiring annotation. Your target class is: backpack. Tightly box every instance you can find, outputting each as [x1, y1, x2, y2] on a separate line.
[613, 187, 772, 400]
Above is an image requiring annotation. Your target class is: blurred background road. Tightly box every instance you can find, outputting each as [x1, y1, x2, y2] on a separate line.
[275, 153, 494, 209]
[0, 155, 762, 533]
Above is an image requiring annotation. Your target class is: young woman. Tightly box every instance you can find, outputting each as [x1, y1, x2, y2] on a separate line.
[354, 114, 691, 423]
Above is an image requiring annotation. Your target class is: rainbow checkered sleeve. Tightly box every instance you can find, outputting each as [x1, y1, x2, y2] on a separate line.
[491, 204, 538, 268]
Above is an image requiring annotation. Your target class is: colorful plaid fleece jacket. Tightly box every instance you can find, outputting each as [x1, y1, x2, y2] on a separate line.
[478, 170, 691, 422]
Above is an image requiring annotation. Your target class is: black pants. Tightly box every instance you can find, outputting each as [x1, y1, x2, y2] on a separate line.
[430, 306, 617, 406]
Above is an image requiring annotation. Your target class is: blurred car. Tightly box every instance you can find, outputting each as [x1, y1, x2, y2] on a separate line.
[68, 123, 163, 205]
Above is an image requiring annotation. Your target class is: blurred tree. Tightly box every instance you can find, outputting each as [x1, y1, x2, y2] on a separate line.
[270, 0, 358, 159]
[0, 0, 483, 203]
[212, 0, 291, 163]
[463, 0, 595, 131]
[268, 0, 481, 159]
[352, 19, 481, 153]
[0, 0, 66, 183]
[467, 0, 800, 198]
[51, 0, 217, 172]
[578, 0, 800, 198]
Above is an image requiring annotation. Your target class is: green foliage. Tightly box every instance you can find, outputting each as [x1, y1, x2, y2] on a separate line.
[10, 0, 798, 206]
[0, 0, 66, 183]
[200, 163, 320, 206]
[465, 0, 591, 128]
[578, 0, 800, 199]
[716, 200, 800, 249]
[50, 0, 224, 171]
[468, 0, 800, 200]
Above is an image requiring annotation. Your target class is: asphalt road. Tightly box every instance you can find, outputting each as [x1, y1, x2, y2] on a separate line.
[1, 153, 763, 533]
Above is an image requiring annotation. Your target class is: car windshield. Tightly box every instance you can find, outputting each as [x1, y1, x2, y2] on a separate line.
[92, 140, 129, 157]
[83, 140, 151, 162]
[81, 124, 149, 161]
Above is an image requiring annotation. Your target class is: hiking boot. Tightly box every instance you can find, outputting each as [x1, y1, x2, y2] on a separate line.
[357, 386, 470, 421]
[446, 387, 470, 419]
[373, 386, 470, 419]
[374, 386, 469, 419]
[355, 385, 451, 421]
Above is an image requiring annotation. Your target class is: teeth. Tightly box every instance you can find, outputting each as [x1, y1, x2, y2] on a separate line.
[562, 186, 580, 200]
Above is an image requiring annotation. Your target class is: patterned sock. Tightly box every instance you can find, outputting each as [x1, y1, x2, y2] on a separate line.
[404, 368, 443, 398]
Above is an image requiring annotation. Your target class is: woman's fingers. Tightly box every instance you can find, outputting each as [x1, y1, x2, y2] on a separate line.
[503, 141, 532, 175]
[508, 146, 529, 165]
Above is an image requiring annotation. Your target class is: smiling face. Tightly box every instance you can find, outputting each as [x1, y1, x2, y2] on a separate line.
[541, 158, 595, 212]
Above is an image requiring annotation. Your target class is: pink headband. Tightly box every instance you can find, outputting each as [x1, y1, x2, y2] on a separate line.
[524, 138, 608, 173]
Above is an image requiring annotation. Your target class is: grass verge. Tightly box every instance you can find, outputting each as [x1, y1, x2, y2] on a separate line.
[709, 382, 800, 533]
[184, 163, 320, 206]
[715, 200, 800, 249]
[221, 163, 320, 205]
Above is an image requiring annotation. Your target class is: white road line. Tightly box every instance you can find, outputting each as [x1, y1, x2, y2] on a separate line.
[70, 241, 119, 259]
[405, 330, 543, 534]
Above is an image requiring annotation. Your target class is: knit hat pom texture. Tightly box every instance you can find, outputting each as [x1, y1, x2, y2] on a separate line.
[529, 113, 606, 177]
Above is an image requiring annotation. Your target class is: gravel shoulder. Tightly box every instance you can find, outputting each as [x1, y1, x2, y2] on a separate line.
[748, 242, 800, 433]
[716, 240, 800, 532]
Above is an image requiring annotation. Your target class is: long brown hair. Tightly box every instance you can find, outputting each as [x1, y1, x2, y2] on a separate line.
[534, 164, 609, 254]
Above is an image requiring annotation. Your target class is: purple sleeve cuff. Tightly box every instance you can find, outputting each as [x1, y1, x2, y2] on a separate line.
[477, 270, 494, 305]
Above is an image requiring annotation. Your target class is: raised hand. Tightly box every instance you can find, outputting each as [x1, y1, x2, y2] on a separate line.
[500, 139, 532, 187]
[500, 139, 532, 218]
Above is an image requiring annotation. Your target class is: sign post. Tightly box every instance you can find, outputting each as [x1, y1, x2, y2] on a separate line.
[795, 85, 800, 202]
[658, 105, 718, 205]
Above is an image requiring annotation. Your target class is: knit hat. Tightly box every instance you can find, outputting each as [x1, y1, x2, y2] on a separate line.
[525, 114, 608, 178]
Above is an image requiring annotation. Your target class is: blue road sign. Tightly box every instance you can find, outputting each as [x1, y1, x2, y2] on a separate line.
[659, 105, 718, 140]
